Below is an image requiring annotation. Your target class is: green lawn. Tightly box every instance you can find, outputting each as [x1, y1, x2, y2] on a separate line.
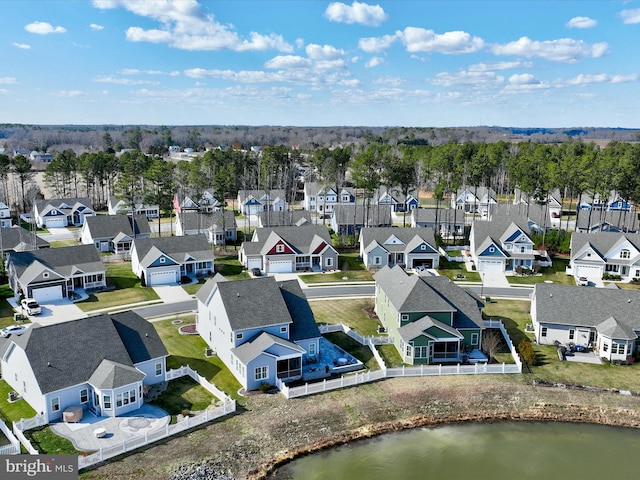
[506, 258, 574, 286]
[214, 254, 249, 280]
[153, 318, 243, 400]
[151, 376, 217, 421]
[438, 257, 481, 282]
[183, 279, 205, 296]
[0, 284, 19, 325]
[25, 427, 81, 455]
[323, 332, 379, 370]
[49, 239, 81, 248]
[0, 380, 37, 423]
[310, 298, 380, 336]
[377, 344, 404, 367]
[300, 270, 374, 284]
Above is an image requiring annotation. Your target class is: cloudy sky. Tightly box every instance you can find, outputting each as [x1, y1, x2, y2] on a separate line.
[2, 0, 639, 127]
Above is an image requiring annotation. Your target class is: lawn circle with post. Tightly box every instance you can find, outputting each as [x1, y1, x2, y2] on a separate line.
[178, 324, 197, 335]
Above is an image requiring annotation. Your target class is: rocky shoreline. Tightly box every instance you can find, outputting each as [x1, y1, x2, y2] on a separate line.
[82, 376, 640, 480]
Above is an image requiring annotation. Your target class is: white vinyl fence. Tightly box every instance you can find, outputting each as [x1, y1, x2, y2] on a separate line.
[0, 419, 21, 455]
[279, 321, 522, 399]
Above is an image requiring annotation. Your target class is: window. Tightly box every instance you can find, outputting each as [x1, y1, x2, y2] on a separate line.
[374, 256, 381, 265]
[414, 346, 429, 358]
[309, 343, 316, 356]
[80, 389, 88, 403]
[541, 327, 547, 337]
[43, 272, 49, 278]
[421, 244, 426, 250]
[489, 247, 495, 253]
[405, 344, 413, 357]
[155, 363, 163, 376]
[280, 326, 287, 333]
[401, 314, 409, 321]
[520, 246, 526, 253]
[255, 366, 268, 381]
[569, 330, 574, 341]
[326, 257, 332, 266]
[606, 264, 619, 272]
[236, 332, 243, 340]
[612, 343, 626, 355]
[620, 250, 630, 259]
[51, 397, 60, 412]
[471, 333, 479, 345]
[276, 244, 284, 253]
[159, 257, 165, 263]
[602, 342, 609, 352]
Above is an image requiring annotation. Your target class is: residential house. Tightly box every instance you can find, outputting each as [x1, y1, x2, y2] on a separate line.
[575, 209, 639, 234]
[239, 224, 338, 274]
[29, 151, 54, 163]
[569, 231, 640, 281]
[531, 283, 640, 362]
[174, 211, 237, 245]
[107, 195, 159, 219]
[374, 265, 484, 365]
[0, 201, 12, 228]
[237, 190, 287, 216]
[359, 227, 439, 270]
[579, 191, 631, 212]
[7, 244, 106, 302]
[303, 182, 355, 215]
[257, 210, 312, 228]
[196, 276, 323, 391]
[81, 214, 151, 254]
[486, 203, 552, 233]
[131, 234, 214, 286]
[469, 216, 535, 272]
[0, 311, 168, 422]
[451, 187, 497, 215]
[173, 190, 221, 215]
[330, 204, 393, 236]
[33, 197, 95, 229]
[513, 188, 562, 218]
[411, 208, 465, 239]
[372, 187, 419, 213]
[0, 226, 50, 259]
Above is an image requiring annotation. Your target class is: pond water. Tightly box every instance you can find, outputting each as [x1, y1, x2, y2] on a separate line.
[271, 422, 639, 480]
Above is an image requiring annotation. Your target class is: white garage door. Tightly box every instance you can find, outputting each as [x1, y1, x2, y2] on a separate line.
[247, 258, 262, 270]
[574, 264, 601, 278]
[147, 270, 177, 286]
[32, 285, 63, 303]
[45, 217, 65, 228]
[267, 260, 293, 273]
[480, 260, 503, 272]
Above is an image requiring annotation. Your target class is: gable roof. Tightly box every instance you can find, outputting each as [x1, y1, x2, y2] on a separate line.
[570, 231, 640, 260]
[533, 283, 640, 337]
[397, 315, 465, 342]
[487, 203, 551, 231]
[177, 211, 237, 232]
[34, 197, 94, 215]
[238, 189, 287, 205]
[279, 279, 321, 341]
[231, 331, 305, 364]
[133, 234, 214, 267]
[8, 244, 103, 283]
[471, 215, 531, 253]
[258, 210, 312, 227]
[84, 214, 150, 240]
[360, 227, 436, 254]
[0, 227, 49, 251]
[576, 209, 639, 232]
[244, 225, 335, 257]
[412, 208, 463, 225]
[10, 311, 167, 394]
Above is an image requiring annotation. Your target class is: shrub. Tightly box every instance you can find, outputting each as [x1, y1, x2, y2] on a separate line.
[518, 340, 537, 366]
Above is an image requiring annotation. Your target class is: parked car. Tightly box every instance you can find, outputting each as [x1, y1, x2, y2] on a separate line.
[1, 324, 28, 337]
[251, 267, 262, 277]
[578, 277, 589, 286]
[20, 298, 41, 315]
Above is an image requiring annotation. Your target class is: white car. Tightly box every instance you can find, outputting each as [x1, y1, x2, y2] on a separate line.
[577, 277, 589, 287]
[21, 298, 41, 315]
[1, 325, 28, 337]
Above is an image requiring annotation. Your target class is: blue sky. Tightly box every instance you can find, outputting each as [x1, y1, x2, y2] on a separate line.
[1, 0, 639, 127]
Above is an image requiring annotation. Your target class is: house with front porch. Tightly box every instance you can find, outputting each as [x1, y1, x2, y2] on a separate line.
[0, 226, 50, 259]
[372, 187, 419, 213]
[6, 244, 106, 303]
[469, 216, 535, 273]
[330, 204, 393, 236]
[359, 227, 439, 270]
[237, 190, 287, 216]
[303, 183, 355, 215]
[531, 283, 640, 362]
[411, 208, 465, 239]
[33, 197, 95, 229]
[575, 209, 639, 234]
[513, 188, 562, 218]
[238, 224, 338, 274]
[81, 214, 150, 254]
[196, 276, 324, 391]
[569, 231, 640, 281]
[173, 189, 221, 214]
[131, 234, 214, 286]
[0, 311, 168, 423]
[374, 265, 484, 365]
[0, 201, 12, 228]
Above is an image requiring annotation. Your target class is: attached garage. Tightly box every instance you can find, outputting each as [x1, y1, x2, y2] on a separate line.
[479, 260, 503, 272]
[267, 260, 293, 273]
[412, 259, 434, 268]
[31, 285, 63, 303]
[573, 264, 602, 278]
[44, 217, 66, 228]
[147, 269, 178, 286]
[247, 258, 262, 271]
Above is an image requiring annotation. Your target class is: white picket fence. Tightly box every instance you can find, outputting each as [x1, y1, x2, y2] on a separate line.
[12, 413, 47, 454]
[165, 365, 232, 402]
[318, 323, 394, 345]
[0, 419, 21, 455]
[278, 321, 522, 399]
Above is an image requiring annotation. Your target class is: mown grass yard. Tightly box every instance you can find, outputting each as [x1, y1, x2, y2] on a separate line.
[214, 254, 249, 280]
[506, 258, 574, 286]
[310, 298, 380, 336]
[0, 284, 19, 325]
[151, 376, 217, 422]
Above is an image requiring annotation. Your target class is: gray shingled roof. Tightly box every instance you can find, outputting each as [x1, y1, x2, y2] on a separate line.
[88, 359, 146, 389]
[195, 274, 227, 304]
[249, 225, 334, 256]
[471, 215, 531, 253]
[360, 227, 436, 254]
[35, 197, 94, 214]
[133, 234, 214, 268]
[412, 208, 462, 224]
[84, 214, 150, 240]
[258, 210, 312, 227]
[8, 244, 103, 284]
[178, 211, 236, 231]
[0, 226, 49, 251]
[11, 312, 167, 394]
[533, 283, 640, 336]
[570, 231, 640, 260]
[232, 332, 305, 364]
[576, 209, 639, 232]
[397, 315, 464, 342]
[279, 279, 321, 341]
[488, 203, 551, 230]
[332, 204, 392, 227]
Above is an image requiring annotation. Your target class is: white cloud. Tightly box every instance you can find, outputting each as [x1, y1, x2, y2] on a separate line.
[468, 61, 532, 72]
[568, 73, 638, 85]
[491, 36, 608, 62]
[90, 23, 104, 30]
[55, 90, 86, 97]
[431, 70, 504, 87]
[119, 68, 165, 75]
[265, 56, 312, 69]
[0, 77, 17, 84]
[619, 8, 640, 24]
[372, 76, 404, 86]
[13, 43, 31, 49]
[508, 73, 540, 85]
[324, 1, 388, 27]
[358, 34, 398, 53]
[93, 76, 159, 85]
[24, 21, 67, 34]
[0, 89, 8, 95]
[365, 57, 384, 68]
[93, 0, 293, 52]
[566, 16, 597, 29]
[399, 27, 484, 54]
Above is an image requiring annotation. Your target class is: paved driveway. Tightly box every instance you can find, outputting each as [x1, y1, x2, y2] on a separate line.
[12, 298, 88, 326]
[481, 271, 510, 288]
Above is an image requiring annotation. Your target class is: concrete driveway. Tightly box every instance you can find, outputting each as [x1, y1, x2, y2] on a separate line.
[11, 298, 88, 326]
[481, 271, 510, 288]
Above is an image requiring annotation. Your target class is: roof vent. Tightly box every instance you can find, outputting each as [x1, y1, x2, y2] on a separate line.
[47, 361, 51, 367]
[628, 299, 631, 303]
[145, 332, 149, 337]
[549, 293, 553, 297]
[237, 292, 240, 297]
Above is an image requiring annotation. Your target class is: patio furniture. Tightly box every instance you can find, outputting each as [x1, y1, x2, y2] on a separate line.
[94, 428, 107, 438]
[63, 405, 83, 423]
